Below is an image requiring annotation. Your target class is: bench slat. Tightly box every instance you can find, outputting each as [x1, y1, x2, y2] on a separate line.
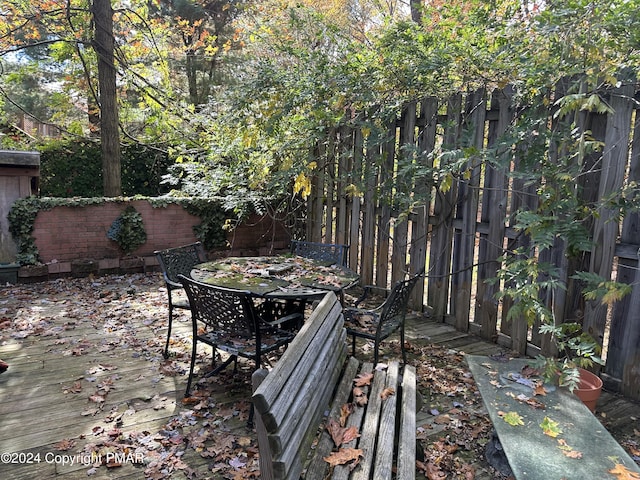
[272, 334, 348, 479]
[268, 327, 347, 455]
[349, 363, 388, 480]
[397, 365, 417, 480]
[253, 293, 343, 415]
[372, 362, 398, 480]
[304, 356, 362, 480]
[263, 317, 345, 436]
[331, 362, 375, 480]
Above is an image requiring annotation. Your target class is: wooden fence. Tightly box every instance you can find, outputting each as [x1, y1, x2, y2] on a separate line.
[305, 84, 640, 400]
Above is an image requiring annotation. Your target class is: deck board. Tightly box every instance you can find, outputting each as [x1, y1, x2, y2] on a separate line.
[0, 276, 638, 480]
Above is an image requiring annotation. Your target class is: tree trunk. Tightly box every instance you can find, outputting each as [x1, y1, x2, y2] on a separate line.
[410, 0, 422, 23]
[92, 0, 121, 196]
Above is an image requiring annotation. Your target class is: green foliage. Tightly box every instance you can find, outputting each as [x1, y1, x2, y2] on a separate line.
[7, 196, 44, 265]
[37, 139, 173, 197]
[107, 206, 147, 255]
[183, 199, 229, 251]
[8, 196, 229, 264]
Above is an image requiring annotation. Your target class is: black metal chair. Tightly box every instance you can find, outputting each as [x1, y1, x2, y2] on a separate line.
[154, 242, 207, 358]
[178, 275, 296, 424]
[290, 240, 349, 267]
[343, 271, 423, 365]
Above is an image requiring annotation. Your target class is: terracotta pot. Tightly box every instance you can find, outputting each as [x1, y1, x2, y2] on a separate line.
[574, 368, 603, 413]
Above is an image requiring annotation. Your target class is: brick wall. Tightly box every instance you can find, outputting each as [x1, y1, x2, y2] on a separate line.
[26, 200, 291, 277]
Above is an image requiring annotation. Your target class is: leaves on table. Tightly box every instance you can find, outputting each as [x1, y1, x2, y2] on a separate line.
[609, 463, 640, 480]
[499, 411, 525, 426]
[557, 439, 582, 459]
[540, 416, 563, 437]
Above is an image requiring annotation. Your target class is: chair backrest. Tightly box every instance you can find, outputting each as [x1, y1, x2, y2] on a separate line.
[290, 240, 349, 267]
[377, 272, 423, 336]
[155, 242, 206, 287]
[178, 275, 257, 338]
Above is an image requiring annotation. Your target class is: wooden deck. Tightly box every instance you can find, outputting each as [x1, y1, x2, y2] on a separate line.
[0, 273, 638, 479]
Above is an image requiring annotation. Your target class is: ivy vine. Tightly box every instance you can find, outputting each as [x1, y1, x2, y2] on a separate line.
[8, 196, 230, 265]
[107, 206, 147, 255]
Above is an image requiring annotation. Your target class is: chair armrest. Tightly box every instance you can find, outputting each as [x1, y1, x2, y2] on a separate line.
[354, 285, 389, 308]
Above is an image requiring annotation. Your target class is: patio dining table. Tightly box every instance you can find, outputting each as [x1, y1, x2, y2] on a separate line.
[190, 254, 359, 301]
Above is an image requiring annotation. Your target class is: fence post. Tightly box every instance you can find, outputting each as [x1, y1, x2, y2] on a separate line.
[583, 79, 636, 347]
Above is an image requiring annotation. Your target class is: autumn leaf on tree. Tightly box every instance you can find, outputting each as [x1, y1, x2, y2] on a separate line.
[499, 411, 524, 426]
[323, 447, 363, 467]
[540, 416, 562, 437]
[354, 372, 374, 387]
[609, 463, 640, 480]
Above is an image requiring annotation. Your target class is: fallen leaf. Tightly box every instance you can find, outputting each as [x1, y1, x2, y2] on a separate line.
[533, 383, 548, 396]
[323, 447, 362, 467]
[380, 387, 395, 400]
[540, 416, 562, 437]
[326, 419, 360, 447]
[54, 439, 76, 451]
[500, 411, 524, 426]
[354, 372, 374, 387]
[609, 463, 640, 480]
[340, 403, 354, 426]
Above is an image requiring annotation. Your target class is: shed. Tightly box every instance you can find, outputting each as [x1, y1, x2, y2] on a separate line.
[0, 150, 40, 279]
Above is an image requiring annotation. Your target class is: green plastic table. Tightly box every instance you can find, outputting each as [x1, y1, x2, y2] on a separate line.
[466, 354, 640, 480]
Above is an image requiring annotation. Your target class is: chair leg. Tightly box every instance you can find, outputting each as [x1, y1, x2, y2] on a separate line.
[373, 339, 379, 366]
[164, 307, 173, 359]
[184, 340, 198, 397]
[400, 324, 407, 364]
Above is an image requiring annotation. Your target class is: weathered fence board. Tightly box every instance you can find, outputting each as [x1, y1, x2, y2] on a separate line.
[305, 83, 640, 399]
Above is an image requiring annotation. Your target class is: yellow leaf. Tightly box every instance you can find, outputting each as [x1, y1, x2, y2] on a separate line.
[540, 416, 562, 437]
[500, 411, 524, 426]
[609, 463, 640, 480]
[293, 172, 311, 199]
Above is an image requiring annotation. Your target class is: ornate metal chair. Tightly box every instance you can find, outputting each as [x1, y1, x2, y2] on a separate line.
[154, 242, 207, 358]
[343, 270, 423, 365]
[178, 275, 296, 424]
[290, 240, 349, 267]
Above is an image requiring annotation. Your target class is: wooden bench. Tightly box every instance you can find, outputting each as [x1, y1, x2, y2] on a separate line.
[466, 355, 640, 479]
[252, 292, 417, 480]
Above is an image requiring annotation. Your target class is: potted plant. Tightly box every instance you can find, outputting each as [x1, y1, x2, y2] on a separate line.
[493, 258, 631, 411]
[531, 320, 604, 411]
